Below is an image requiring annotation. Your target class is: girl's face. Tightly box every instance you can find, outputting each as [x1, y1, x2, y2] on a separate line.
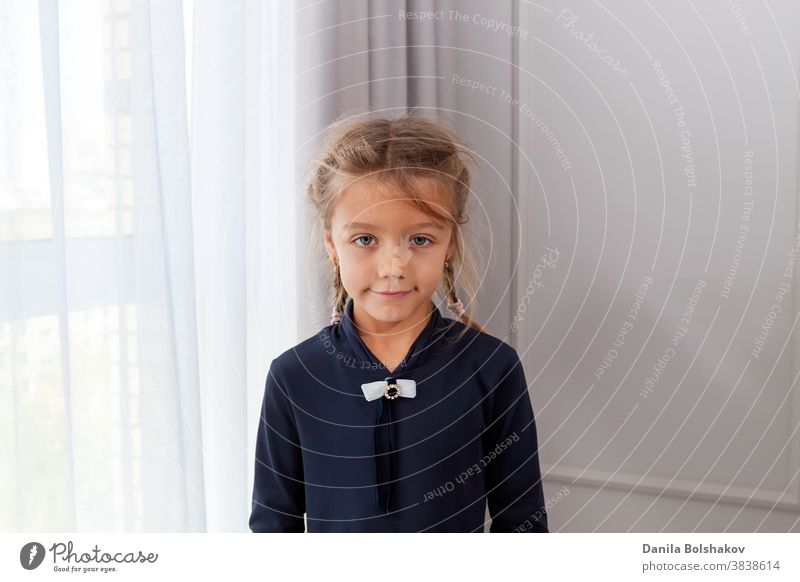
[324, 178, 454, 333]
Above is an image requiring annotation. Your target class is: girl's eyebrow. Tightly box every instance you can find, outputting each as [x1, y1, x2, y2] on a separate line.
[343, 221, 446, 231]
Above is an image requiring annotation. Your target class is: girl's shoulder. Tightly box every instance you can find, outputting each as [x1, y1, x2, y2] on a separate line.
[267, 327, 330, 374]
[438, 316, 522, 368]
[273, 325, 324, 365]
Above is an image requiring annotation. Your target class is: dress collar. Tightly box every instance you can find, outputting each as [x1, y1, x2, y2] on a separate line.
[335, 296, 453, 377]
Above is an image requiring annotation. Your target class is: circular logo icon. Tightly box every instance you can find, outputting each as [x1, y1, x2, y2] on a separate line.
[20, 542, 46, 570]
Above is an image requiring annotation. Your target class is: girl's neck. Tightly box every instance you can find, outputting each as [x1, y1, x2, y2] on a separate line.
[352, 299, 433, 349]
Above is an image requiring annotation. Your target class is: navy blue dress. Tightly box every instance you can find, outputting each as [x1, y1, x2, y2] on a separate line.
[249, 297, 549, 532]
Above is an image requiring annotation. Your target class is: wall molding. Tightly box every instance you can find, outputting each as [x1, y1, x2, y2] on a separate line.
[543, 464, 800, 512]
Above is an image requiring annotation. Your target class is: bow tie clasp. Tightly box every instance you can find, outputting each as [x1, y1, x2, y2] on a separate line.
[360, 378, 416, 401]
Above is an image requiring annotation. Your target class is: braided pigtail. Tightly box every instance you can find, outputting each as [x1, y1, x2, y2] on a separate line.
[330, 260, 348, 325]
[443, 259, 486, 333]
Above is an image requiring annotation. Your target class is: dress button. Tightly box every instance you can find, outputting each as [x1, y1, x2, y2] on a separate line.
[384, 382, 399, 399]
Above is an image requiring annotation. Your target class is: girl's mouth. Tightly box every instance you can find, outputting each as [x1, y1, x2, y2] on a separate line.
[372, 289, 413, 298]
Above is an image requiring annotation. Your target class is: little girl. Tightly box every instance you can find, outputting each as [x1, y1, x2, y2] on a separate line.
[249, 113, 549, 533]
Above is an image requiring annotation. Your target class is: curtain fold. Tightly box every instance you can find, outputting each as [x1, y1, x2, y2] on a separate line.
[129, 0, 204, 532]
[192, 0, 248, 532]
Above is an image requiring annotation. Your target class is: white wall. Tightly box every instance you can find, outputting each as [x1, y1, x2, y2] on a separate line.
[515, 0, 800, 531]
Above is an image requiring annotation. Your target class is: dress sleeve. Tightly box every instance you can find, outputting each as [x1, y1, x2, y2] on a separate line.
[484, 347, 549, 533]
[249, 359, 306, 532]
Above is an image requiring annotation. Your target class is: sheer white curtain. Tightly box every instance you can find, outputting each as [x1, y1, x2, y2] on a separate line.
[1, 0, 515, 532]
[0, 0, 203, 531]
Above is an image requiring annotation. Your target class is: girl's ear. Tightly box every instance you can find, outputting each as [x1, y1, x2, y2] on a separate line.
[324, 230, 338, 263]
[446, 240, 456, 263]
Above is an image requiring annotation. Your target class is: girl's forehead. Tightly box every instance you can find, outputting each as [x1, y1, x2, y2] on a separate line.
[332, 179, 451, 227]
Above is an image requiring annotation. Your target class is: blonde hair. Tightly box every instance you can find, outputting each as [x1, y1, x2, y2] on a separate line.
[306, 111, 486, 340]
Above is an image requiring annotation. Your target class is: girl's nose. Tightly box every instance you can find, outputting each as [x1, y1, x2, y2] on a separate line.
[378, 238, 412, 280]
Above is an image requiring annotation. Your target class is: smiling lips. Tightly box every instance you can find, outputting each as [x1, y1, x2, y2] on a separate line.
[373, 289, 412, 296]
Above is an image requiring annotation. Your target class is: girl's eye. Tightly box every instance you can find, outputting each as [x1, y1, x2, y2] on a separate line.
[411, 236, 433, 247]
[353, 235, 376, 247]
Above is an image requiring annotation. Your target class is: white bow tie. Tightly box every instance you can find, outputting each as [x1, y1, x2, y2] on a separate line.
[361, 378, 416, 401]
